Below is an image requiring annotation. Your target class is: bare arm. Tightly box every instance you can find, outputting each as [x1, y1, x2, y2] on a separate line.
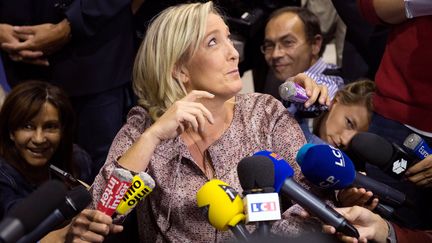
[372, 0, 406, 24]
[118, 90, 215, 172]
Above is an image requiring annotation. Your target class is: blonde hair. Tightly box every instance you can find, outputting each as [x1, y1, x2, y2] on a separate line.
[334, 79, 375, 116]
[313, 79, 376, 134]
[133, 2, 218, 121]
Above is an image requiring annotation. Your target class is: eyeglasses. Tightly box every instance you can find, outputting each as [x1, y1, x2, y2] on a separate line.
[260, 38, 304, 55]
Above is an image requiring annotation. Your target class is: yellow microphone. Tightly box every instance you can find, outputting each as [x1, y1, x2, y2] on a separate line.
[116, 172, 155, 215]
[196, 179, 250, 241]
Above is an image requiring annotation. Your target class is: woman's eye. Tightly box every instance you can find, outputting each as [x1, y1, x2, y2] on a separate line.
[208, 38, 217, 46]
[22, 123, 34, 130]
[44, 123, 61, 132]
[346, 118, 354, 129]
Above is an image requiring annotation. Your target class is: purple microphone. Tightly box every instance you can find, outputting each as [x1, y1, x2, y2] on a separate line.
[278, 80, 309, 103]
[278, 80, 328, 114]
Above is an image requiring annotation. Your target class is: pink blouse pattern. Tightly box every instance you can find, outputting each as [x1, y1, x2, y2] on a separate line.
[90, 93, 317, 242]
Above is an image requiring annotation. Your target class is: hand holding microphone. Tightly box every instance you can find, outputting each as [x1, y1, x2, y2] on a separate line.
[253, 150, 359, 239]
[403, 133, 432, 159]
[297, 144, 412, 209]
[321, 206, 390, 243]
[97, 167, 133, 217]
[402, 133, 432, 187]
[65, 209, 124, 243]
[196, 179, 251, 241]
[66, 168, 141, 243]
[17, 185, 92, 243]
[278, 73, 330, 110]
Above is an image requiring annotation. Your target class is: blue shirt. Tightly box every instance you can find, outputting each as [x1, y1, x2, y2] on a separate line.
[0, 157, 34, 219]
[304, 58, 344, 100]
[0, 56, 10, 92]
[289, 58, 344, 118]
[294, 58, 344, 144]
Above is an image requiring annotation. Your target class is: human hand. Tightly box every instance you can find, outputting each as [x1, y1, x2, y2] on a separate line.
[322, 206, 388, 243]
[406, 155, 432, 187]
[2, 19, 71, 58]
[65, 209, 123, 243]
[337, 187, 378, 211]
[0, 23, 46, 65]
[146, 90, 215, 142]
[0, 23, 19, 45]
[290, 72, 330, 108]
[40, 224, 70, 243]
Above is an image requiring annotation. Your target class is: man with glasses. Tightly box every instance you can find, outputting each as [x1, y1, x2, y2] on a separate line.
[261, 6, 343, 102]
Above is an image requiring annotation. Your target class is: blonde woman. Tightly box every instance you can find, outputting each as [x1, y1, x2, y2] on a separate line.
[68, 2, 330, 242]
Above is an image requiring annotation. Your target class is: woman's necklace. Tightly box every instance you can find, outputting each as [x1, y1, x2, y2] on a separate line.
[184, 131, 215, 179]
[183, 102, 234, 179]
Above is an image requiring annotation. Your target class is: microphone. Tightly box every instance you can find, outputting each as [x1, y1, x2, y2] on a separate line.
[196, 179, 251, 241]
[237, 156, 281, 237]
[16, 185, 92, 243]
[0, 180, 67, 243]
[49, 164, 90, 189]
[403, 133, 432, 160]
[253, 150, 359, 239]
[278, 80, 328, 117]
[297, 144, 411, 208]
[115, 172, 155, 215]
[348, 132, 418, 179]
[97, 167, 133, 216]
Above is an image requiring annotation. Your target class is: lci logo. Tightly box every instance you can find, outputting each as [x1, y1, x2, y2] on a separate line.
[250, 202, 277, 212]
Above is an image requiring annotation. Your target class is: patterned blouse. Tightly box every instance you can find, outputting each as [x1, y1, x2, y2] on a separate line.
[90, 93, 320, 242]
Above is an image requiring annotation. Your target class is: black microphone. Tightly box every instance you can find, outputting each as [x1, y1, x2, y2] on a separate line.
[0, 180, 67, 243]
[237, 156, 281, 238]
[16, 185, 92, 243]
[348, 132, 418, 179]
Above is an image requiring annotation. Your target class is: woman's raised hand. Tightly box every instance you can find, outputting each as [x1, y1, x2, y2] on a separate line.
[147, 90, 215, 142]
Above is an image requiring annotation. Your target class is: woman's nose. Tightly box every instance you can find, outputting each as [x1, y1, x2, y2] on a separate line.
[31, 128, 47, 143]
[228, 41, 240, 61]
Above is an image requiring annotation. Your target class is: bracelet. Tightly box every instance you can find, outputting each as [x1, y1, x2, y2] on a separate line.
[386, 221, 397, 243]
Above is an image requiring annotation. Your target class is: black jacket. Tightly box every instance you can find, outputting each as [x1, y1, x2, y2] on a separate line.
[0, 0, 134, 96]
